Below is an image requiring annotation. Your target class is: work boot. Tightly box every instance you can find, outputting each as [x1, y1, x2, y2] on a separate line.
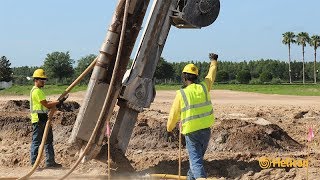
[45, 162, 62, 168]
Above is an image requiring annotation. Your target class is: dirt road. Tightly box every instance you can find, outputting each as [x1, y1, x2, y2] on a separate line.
[0, 90, 319, 179]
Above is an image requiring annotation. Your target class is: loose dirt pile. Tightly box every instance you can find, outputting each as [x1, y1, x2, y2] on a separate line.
[129, 109, 178, 150]
[3, 100, 30, 112]
[3, 100, 80, 113]
[129, 112, 304, 153]
[0, 101, 81, 167]
[209, 119, 303, 152]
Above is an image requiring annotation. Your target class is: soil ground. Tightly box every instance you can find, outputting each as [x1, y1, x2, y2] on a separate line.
[0, 90, 320, 180]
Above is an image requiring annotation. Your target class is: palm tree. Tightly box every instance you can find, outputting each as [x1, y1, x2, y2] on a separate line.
[282, 32, 296, 83]
[310, 35, 320, 84]
[297, 32, 310, 84]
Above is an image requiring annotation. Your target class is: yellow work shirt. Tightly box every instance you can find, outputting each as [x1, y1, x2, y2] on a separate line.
[30, 86, 48, 123]
[167, 60, 217, 132]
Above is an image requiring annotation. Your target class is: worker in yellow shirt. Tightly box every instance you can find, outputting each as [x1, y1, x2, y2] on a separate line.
[166, 53, 218, 180]
[30, 69, 68, 168]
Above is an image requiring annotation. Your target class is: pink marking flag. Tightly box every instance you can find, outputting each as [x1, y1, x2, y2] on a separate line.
[105, 122, 111, 138]
[307, 127, 314, 142]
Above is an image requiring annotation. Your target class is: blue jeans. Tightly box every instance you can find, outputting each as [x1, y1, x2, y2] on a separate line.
[30, 113, 55, 166]
[185, 128, 211, 180]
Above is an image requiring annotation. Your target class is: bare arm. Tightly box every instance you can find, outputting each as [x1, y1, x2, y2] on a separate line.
[40, 100, 59, 109]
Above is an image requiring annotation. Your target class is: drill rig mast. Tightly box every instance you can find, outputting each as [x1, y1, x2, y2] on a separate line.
[69, 0, 220, 166]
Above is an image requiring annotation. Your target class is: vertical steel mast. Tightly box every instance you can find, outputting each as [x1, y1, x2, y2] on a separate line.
[70, 0, 220, 166]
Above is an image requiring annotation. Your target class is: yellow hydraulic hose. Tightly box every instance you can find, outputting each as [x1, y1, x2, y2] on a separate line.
[106, 121, 111, 180]
[58, 57, 97, 100]
[150, 174, 187, 180]
[108, 0, 130, 179]
[58, 1, 130, 179]
[12, 58, 97, 180]
[150, 125, 184, 180]
[17, 109, 55, 180]
[178, 122, 182, 180]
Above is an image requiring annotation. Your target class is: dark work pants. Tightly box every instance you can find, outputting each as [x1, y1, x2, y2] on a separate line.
[30, 113, 55, 165]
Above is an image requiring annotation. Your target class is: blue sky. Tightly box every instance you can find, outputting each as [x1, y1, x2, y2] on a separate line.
[1, 0, 320, 67]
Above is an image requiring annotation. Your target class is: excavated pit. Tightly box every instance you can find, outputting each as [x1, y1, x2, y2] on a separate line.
[0, 99, 312, 179]
[0, 101, 81, 167]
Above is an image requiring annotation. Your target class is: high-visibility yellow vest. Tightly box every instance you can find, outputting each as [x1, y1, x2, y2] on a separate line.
[30, 86, 48, 123]
[179, 82, 214, 134]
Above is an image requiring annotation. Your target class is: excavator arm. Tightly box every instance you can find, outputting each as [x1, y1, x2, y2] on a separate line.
[69, 0, 220, 166]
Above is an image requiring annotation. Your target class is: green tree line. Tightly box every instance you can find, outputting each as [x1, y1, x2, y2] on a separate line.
[1, 51, 320, 86]
[2, 52, 97, 85]
[156, 58, 320, 84]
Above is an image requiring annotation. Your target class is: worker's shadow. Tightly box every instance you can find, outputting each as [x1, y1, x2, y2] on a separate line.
[139, 159, 263, 179]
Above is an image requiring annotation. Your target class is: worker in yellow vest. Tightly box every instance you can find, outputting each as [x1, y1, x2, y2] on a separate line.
[166, 53, 218, 180]
[30, 69, 68, 168]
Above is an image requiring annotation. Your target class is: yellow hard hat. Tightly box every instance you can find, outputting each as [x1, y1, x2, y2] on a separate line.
[182, 64, 198, 76]
[32, 69, 47, 79]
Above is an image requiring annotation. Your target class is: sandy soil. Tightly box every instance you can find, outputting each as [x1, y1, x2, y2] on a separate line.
[0, 90, 319, 180]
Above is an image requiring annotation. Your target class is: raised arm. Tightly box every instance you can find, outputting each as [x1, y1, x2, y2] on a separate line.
[204, 53, 218, 91]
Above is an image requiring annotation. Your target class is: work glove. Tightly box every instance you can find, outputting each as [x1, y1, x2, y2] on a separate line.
[165, 131, 175, 143]
[209, 53, 218, 61]
[59, 94, 69, 104]
[56, 94, 69, 108]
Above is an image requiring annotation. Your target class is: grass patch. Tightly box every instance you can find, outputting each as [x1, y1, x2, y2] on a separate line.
[0, 85, 87, 96]
[155, 84, 181, 90]
[1, 84, 320, 96]
[156, 83, 320, 96]
[213, 84, 320, 96]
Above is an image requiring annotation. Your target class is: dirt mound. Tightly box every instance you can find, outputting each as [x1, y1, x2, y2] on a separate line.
[2, 100, 80, 113]
[128, 111, 304, 153]
[209, 119, 303, 152]
[53, 112, 78, 126]
[0, 107, 305, 169]
[0, 112, 32, 167]
[3, 100, 30, 112]
[0, 113, 31, 138]
[1, 91, 320, 179]
[57, 101, 80, 112]
[0, 112, 78, 167]
[128, 109, 178, 151]
[0, 101, 80, 168]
